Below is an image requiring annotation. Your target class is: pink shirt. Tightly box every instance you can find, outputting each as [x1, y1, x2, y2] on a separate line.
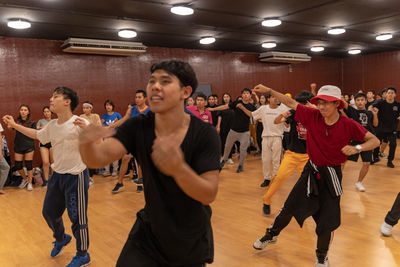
[187, 106, 213, 124]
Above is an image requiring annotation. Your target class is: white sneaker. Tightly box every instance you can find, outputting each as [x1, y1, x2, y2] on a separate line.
[315, 256, 329, 267]
[27, 183, 33, 191]
[19, 179, 28, 189]
[102, 171, 111, 177]
[112, 172, 118, 177]
[226, 158, 234, 165]
[381, 221, 393, 236]
[253, 234, 277, 250]
[355, 182, 365, 192]
[89, 178, 94, 186]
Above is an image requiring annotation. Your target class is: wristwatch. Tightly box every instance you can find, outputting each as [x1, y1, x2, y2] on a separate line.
[355, 144, 362, 152]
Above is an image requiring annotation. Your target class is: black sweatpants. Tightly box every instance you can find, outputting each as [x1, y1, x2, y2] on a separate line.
[268, 206, 332, 257]
[385, 192, 400, 226]
[42, 169, 89, 256]
[374, 132, 397, 161]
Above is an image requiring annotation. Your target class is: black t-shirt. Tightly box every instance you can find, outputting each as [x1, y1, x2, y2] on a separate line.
[365, 100, 376, 110]
[207, 104, 220, 127]
[344, 105, 375, 134]
[14, 119, 36, 150]
[373, 100, 400, 133]
[228, 100, 256, 132]
[218, 108, 234, 134]
[113, 112, 220, 265]
[286, 110, 307, 154]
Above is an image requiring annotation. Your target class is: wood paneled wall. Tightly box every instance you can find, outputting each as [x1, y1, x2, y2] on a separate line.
[342, 50, 400, 95]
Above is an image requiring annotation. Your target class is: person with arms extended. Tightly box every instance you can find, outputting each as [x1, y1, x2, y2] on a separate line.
[78, 60, 220, 267]
[251, 84, 379, 267]
[3, 87, 91, 267]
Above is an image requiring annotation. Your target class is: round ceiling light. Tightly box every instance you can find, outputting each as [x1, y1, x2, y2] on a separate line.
[7, 19, 31, 29]
[348, 49, 361, 55]
[170, 5, 194, 16]
[261, 19, 282, 27]
[327, 28, 346, 35]
[118, 29, 137, 38]
[262, 42, 277, 48]
[376, 33, 393, 41]
[199, 37, 216, 45]
[311, 46, 324, 52]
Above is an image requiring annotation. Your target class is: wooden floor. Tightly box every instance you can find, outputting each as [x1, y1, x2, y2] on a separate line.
[1, 152, 400, 267]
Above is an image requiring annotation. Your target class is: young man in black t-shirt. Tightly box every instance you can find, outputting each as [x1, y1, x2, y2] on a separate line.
[343, 93, 378, 192]
[372, 87, 400, 168]
[78, 60, 220, 267]
[209, 88, 257, 172]
[366, 89, 376, 110]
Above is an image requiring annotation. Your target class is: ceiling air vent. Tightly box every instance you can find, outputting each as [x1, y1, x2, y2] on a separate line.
[259, 51, 311, 63]
[61, 38, 147, 56]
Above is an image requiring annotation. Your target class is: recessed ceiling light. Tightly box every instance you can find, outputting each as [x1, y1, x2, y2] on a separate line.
[7, 19, 31, 29]
[262, 42, 277, 48]
[327, 28, 346, 35]
[311, 46, 324, 52]
[118, 29, 137, 38]
[376, 33, 393, 41]
[261, 19, 282, 27]
[170, 5, 194, 16]
[199, 37, 215, 44]
[348, 49, 361, 55]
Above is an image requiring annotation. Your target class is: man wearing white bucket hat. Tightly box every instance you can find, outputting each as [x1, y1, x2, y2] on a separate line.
[252, 84, 379, 267]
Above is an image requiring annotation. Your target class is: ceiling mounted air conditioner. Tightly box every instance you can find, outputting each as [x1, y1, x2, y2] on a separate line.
[61, 38, 147, 56]
[259, 51, 311, 63]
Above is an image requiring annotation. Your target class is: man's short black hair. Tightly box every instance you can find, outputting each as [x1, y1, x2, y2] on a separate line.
[104, 99, 115, 110]
[367, 89, 375, 94]
[241, 88, 252, 94]
[54, 86, 79, 111]
[354, 92, 367, 100]
[196, 93, 207, 100]
[387, 87, 397, 93]
[212, 94, 218, 98]
[150, 59, 198, 95]
[295, 90, 314, 104]
[136, 89, 147, 97]
[381, 88, 388, 94]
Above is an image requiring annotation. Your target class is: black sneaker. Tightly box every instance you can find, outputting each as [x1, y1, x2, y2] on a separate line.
[260, 180, 270, 187]
[136, 185, 143, 193]
[133, 178, 143, 185]
[253, 229, 277, 250]
[112, 183, 124, 194]
[316, 253, 329, 266]
[236, 165, 243, 173]
[387, 161, 395, 168]
[263, 204, 270, 215]
[42, 180, 48, 187]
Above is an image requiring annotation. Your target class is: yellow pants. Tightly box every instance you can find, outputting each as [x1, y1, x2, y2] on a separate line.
[263, 150, 309, 205]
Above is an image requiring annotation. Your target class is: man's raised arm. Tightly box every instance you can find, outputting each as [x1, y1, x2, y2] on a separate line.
[253, 84, 299, 110]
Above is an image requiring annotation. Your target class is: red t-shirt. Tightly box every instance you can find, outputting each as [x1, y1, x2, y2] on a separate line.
[187, 106, 213, 124]
[295, 104, 367, 167]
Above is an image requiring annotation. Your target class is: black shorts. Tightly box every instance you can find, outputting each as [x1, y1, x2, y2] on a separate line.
[40, 142, 52, 149]
[14, 147, 34, 154]
[348, 150, 373, 163]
